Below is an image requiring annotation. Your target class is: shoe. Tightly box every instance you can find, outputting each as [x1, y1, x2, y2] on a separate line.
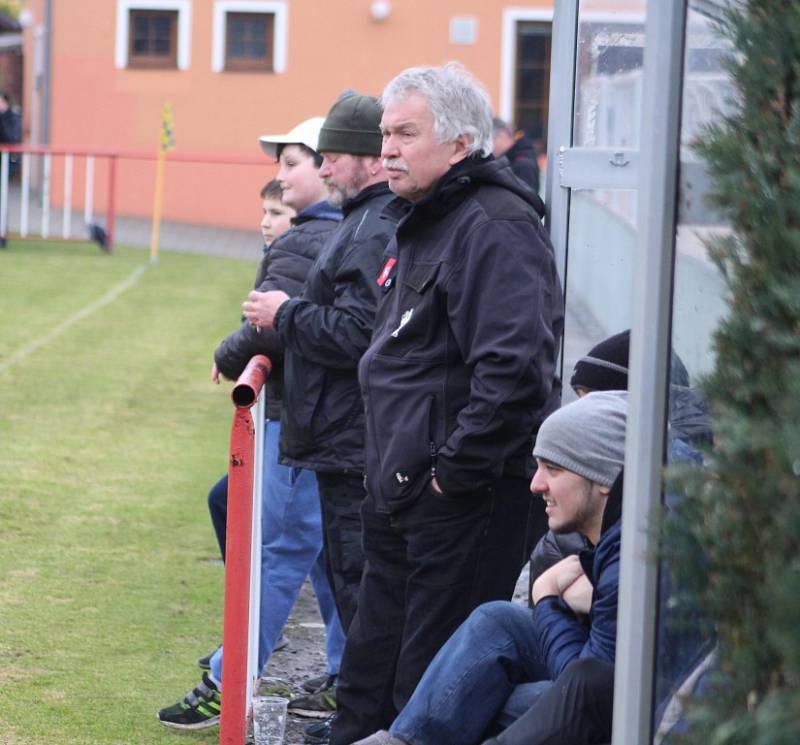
[302, 673, 337, 693]
[258, 676, 295, 699]
[157, 672, 221, 730]
[288, 684, 337, 718]
[198, 634, 288, 670]
[197, 644, 221, 670]
[351, 731, 408, 745]
[304, 715, 334, 744]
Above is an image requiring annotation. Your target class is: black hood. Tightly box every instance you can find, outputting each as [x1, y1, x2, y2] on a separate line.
[600, 469, 624, 536]
[389, 153, 546, 222]
[505, 134, 538, 162]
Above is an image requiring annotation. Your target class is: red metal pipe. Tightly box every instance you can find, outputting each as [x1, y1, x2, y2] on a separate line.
[220, 355, 271, 745]
[0, 144, 271, 166]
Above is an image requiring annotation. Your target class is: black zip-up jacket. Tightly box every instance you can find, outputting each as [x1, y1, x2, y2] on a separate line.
[274, 181, 397, 471]
[213, 202, 340, 419]
[359, 155, 564, 513]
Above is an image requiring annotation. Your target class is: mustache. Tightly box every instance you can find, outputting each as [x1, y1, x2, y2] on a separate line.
[382, 158, 409, 172]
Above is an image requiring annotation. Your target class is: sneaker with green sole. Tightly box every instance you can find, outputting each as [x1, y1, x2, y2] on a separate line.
[157, 672, 221, 730]
[288, 685, 337, 718]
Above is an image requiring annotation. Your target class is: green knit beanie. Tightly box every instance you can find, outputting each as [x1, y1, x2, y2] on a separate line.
[318, 94, 383, 156]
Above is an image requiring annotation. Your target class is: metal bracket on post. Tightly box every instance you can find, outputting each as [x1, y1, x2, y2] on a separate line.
[220, 355, 271, 745]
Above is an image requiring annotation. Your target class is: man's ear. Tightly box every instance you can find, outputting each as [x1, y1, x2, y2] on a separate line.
[448, 134, 472, 165]
[364, 155, 382, 174]
[597, 484, 611, 498]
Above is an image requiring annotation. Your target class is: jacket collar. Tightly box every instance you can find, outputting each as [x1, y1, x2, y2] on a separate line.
[341, 181, 393, 216]
[293, 200, 342, 225]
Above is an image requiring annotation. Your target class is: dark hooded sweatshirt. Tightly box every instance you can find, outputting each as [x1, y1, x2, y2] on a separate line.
[532, 470, 624, 678]
[213, 201, 341, 420]
[359, 155, 563, 513]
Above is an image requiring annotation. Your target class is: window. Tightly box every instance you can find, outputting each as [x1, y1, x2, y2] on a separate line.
[212, 2, 288, 74]
[115, 1, 191, 70]
[514, 22, 552, 149]
[225, 12, 274, 71]
[128, 10, 178, 68]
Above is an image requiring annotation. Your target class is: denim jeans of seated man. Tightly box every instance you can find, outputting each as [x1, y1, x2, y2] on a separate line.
[389, 601, 553, 745]
[210, 419, 346, 684]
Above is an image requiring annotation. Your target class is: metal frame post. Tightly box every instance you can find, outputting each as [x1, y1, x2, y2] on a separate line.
[221, 355, 271, 745]
[544, 0, 579, 283]
[611, 1, 687, 743]
[0, 151, 9, 242]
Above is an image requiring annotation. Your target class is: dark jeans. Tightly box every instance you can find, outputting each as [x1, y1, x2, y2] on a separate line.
[207, 473, 229, 561]
[315, 470, 367, 633]
[330, 476, 538, 745]
[484, 657, 614, 745]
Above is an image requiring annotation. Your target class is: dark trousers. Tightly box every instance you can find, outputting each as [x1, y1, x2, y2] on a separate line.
[485, 658, 614, 745]
[315, 470, 367, 633]
[330, 476, 541, 745]
[207, 473, 229, 561]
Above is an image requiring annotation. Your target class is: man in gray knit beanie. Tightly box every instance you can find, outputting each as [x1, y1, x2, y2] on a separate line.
[532, 390, 627, 546]
[351, 392, 628, 745]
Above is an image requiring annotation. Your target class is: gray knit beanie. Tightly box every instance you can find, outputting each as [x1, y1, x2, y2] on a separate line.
[533, 391, 628, 487]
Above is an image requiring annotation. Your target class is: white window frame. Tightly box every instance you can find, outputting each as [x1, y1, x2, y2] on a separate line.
[212, 1, 288, 73]
[499, 7, 554, 123]
[115, 0, 192, 70]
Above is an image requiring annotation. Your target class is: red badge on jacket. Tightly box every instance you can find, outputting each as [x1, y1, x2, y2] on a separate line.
[377, 257, 397, 287]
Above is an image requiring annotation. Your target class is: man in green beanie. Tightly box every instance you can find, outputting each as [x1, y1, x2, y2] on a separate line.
[242, 94, 397, 721]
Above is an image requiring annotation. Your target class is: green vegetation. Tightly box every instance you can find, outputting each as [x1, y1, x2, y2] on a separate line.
[0, 241, 255, 744]
[665, 2, 800, 742]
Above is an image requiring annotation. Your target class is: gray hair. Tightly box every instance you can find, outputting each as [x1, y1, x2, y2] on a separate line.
[381, 62, 493, 157]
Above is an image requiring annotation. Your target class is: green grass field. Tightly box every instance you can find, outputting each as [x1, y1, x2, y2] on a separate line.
[0, 240, 257, 744]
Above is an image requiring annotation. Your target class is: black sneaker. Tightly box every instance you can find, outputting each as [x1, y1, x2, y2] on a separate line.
[302, 673, 337, 693]
[157, 672, 221, 730]
[304, 715, 335, 744]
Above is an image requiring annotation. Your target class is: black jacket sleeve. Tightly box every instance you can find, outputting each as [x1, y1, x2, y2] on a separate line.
[213, 227, 321, 380]
[275, 232, 386, 370]
[435, 218, 561, 495]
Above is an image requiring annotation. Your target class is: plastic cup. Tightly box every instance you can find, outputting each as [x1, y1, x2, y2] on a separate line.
[252, 695, 288, 745]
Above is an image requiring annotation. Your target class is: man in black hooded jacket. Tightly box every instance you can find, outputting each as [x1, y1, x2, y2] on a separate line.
[329, 63, 564, 745]
[242, 95, 397, 648]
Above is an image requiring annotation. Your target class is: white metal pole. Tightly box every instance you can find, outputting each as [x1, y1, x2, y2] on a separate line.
[248, 390, 265, 704]
[41, 153, 51, 238]
[63, 153, 73, 239]
[20, 153, 30, 237]
[84, 154, 94, 225]
[0, 151, 9, 240]
[611, 1, 687, 743]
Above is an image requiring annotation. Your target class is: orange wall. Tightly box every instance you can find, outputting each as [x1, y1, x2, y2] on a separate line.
[23, 0, 552, 230]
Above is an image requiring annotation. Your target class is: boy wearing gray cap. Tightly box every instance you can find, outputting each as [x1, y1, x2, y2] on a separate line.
[352, 391, 627, 745]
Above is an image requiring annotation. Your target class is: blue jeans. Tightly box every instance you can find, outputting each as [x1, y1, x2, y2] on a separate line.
[390, 601, 552, 745]
[211, 420, 346, 684]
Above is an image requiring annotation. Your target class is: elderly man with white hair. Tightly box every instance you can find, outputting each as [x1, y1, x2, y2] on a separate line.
[329, 63, 564, 745]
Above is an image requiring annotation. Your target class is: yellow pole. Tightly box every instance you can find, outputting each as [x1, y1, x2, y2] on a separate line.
[150, 147, 166, 265]
[150, 102, 175, 266]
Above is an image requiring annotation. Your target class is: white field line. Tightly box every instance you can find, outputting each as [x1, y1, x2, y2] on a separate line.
[0, 264, 148, 374]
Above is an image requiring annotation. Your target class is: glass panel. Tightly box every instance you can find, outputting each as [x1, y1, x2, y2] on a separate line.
[652, 2, 735, 740]
[562, 188, 637, 401]
[574, 0, 647, 148]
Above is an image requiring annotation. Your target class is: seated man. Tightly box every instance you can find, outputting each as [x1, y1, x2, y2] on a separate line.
[352, 390, 628, 745]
